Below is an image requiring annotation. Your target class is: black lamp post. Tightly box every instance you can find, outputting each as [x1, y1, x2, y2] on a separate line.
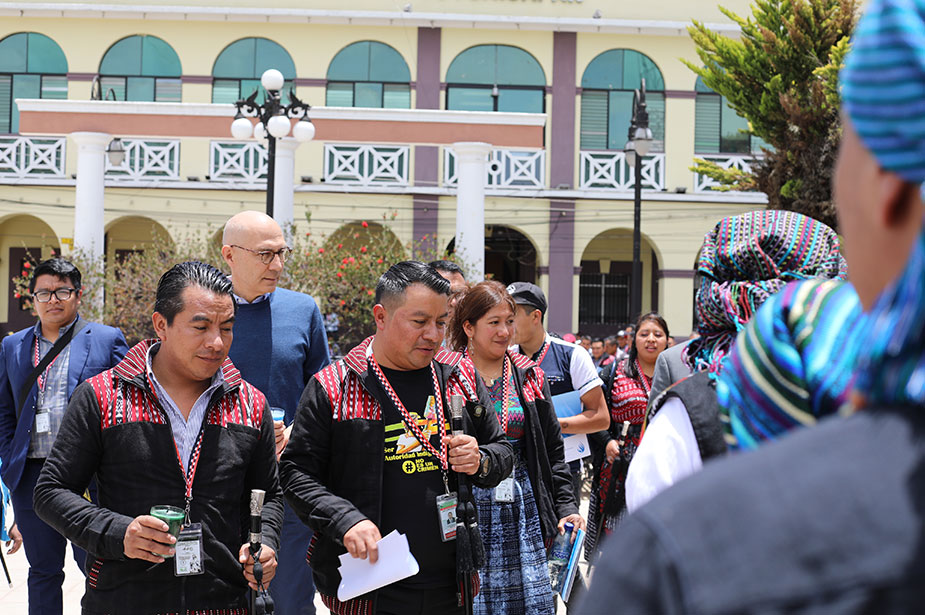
[624, 78, 653, 322]
[230, 69, 315, 217]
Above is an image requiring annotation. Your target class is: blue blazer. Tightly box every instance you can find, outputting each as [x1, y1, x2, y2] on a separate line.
[0, 317, 128, 491]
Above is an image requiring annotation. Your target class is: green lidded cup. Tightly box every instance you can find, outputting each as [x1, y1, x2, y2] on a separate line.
[150, 505, 185, 557]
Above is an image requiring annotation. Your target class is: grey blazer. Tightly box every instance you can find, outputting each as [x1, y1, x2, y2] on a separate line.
[648, 339, 693, 405]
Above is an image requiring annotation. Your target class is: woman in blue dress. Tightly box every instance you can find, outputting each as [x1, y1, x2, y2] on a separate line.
[449, 281, 584, 614]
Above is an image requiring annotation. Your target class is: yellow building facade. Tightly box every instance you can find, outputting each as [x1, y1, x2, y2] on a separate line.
[0, 0, 766, 337]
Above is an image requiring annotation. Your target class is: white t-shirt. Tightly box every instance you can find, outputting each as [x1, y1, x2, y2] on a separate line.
[625, 397, 702, 513]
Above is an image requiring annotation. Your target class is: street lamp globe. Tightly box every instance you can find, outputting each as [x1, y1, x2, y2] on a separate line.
[292, 118, 316, 142]
[231, 115, 254, 139]
[106, 138, 126, 166]
[267, 114, 291, 138]
[624, 140, 637, 167]
[253, 121, 268, 145]
[634, 127, 654, 156]
[261, 69, 285, 92]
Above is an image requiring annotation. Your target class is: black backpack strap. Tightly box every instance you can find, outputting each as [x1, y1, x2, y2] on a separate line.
[649, 371, 727, 461]
[17, 318, 88, 419]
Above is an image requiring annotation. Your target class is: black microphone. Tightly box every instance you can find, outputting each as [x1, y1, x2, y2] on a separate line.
[449, 394, 465, 436]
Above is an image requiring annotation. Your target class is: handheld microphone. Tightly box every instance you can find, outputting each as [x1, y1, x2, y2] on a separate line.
[449, 394, 465, 436]
[249, 489, 265, 552]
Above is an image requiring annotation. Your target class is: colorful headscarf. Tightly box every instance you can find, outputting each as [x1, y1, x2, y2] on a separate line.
[841, 0, 925, 406]
[717, 279, 865, 449]
[685, 210, 847, 372]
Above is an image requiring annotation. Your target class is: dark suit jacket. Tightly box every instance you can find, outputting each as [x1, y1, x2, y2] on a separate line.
[0, 317, 128, 491]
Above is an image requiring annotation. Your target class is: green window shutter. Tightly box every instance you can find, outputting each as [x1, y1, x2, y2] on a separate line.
[11, 73, 39, 133]
[497, 88, 543, 113]
[0, 34, 27, 73]
[354, 82, 383, 108]
[40, 75, 68, 99]
[100, 76, 126, 101]
[141, 35, 181, 77]
[695, 93, 720, 153]
[126, 76, 155, 102]
[447, 86, 493, 111]
[607, 90, 634, 151]
[326, 82, 353, 107]
[647, 92, 666, 153]
[447, 45, 497, 85]
[368, 42, 411, 83]
[0, 75, 12, 133]
[580, 90, 607, 150]
[101, 36, 142, 76]
[383, 84, 410, 109]
[720, 100, 750, 153]
[155, 78, 182, 102]
[255, 38, 296, 81]
[213, 39, 256, 79]
[26, 33, 67, 74]
[212, 79, 239, 104]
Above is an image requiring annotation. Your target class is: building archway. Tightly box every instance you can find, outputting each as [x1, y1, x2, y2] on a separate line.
[578, 228, 660, 338]
[445, 224, 538, 285]
[0, 214, 60, 335]
[104, 216, 173, 263]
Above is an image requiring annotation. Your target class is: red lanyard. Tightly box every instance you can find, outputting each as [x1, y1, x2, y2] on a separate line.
[498, 356, 512, 434]
[33, 336, 63, 393]
[369, 356, 448, 470]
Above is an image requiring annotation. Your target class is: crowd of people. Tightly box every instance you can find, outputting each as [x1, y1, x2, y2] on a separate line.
[3, 0, 925, 611]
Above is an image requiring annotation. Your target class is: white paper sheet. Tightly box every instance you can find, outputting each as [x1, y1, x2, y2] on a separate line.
[336, 530, 420, 601]
[562, 433, 590, 462]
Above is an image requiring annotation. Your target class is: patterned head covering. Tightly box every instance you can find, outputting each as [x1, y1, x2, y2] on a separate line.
[840, 0, 925, 407]
[717, 279, 865, 449]
[685, 210, 847, 372]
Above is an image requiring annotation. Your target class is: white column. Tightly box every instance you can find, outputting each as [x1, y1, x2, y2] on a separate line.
[453, 142, 491, 281]
[273, 138, 300, 239]
[71, 132, 110, 262]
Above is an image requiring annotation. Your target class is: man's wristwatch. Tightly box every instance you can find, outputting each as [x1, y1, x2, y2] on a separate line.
[477, 450, 491, 478]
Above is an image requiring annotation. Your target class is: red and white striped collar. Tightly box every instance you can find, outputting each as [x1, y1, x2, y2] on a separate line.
[113, 339, 242, 388]
[342, 335, 465, 375]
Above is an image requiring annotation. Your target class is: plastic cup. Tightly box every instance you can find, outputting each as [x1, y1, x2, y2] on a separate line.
[150, 505, 185, 557]
[271, 407, 285, 423]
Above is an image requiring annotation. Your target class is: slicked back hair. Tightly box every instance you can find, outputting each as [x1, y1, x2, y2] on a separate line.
[376, 260, 450, 308]
[155, 261, 235, 325]
[29, 258, 81, 292]
[428, 259, 465, 279]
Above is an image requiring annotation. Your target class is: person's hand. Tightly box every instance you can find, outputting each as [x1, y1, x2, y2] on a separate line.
[343, 520, 382, 563]
[239, 544, 277, 590]
[123, 515, 176, 563]
[605, 440, 620, 464]
[274, 420, 289, 459]
[444, 434, 480, 475]
[6, 522, 22, 554]
[558, 514, 586, 543]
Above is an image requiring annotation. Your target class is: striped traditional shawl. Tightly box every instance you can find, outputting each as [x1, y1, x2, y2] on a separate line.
[717, 279, 864, 449]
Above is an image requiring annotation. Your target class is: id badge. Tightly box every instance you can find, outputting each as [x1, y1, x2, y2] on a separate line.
[174, 523, 204, 577]
[494, 476, 515, 503]
[436, 492, 457, 542]
[35, 410, 50, 434]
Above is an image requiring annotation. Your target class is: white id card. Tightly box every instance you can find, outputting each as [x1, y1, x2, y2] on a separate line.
[174, 523, 204, 576]
[493, 476, 515, 503]
[35, 411, 50, 434]
[436, 493, 457, 542]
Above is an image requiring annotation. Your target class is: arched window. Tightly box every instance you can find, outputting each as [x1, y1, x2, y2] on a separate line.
[326, 41, 411, 108]
[99, 35, 181, 102]
[580, 50, 665, 152]
[0, 32, 67, 134]
[694, 76, 767, 154]
[212, 38, 296, 104]
[446, 45, 545, 113]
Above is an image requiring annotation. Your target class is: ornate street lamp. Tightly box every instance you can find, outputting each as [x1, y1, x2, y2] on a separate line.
[624, 78, 653, 321]
[230, 69, 315, 217]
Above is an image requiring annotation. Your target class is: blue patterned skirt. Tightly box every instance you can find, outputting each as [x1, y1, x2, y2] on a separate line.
[473, 443, 556, 615]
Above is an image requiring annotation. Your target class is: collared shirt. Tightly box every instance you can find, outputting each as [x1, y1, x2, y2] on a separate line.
[146, 343, 225, 471]
[28, 317, 77, 458]
[232, 291, 271, 305]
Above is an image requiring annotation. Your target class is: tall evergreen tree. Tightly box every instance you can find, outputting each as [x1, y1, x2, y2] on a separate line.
[686, 0, 857, 229]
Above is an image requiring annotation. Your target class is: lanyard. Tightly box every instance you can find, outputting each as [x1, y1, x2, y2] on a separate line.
[146, 372, 208, 525]
[369, 355, 448, 471]
[498, 356, 512, 435]
[33, 336, 63, 394]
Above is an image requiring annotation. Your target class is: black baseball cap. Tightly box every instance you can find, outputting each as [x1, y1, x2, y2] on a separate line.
[506, 282, 547, 315]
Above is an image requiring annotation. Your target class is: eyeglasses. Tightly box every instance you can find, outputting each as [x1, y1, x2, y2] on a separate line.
[33, 288, 78, 303]
[230, 245, 293, 265]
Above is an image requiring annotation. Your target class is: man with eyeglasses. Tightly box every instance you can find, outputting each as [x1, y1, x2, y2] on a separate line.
[222, 210, 329, 615]
[0, 257, 127, 614]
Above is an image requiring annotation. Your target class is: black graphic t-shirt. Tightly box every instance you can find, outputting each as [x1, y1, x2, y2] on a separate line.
[378, 365, 456, 590]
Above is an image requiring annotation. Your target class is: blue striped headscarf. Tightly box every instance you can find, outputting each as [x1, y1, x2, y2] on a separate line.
[841, 0, 925, 406]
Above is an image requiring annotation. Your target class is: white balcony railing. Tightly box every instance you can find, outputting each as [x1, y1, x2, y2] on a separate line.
[210, 141, 267, 183]
[693, 153, 762, 193]
[324, 144, 410, 187]
[579, 151, 666, 191]
[106, 139, 180, 181]
[0, 136, 67, 179]
[443, 147, 546, 188]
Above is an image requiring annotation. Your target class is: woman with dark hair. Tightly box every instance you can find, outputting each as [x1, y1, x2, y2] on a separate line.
[586, 311, 669, 561]
[449, 280, 583, 615]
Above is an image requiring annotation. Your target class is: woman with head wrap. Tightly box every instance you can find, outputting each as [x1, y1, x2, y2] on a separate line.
[580, 2, 925, 611]
[624, 209, 848, 513]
